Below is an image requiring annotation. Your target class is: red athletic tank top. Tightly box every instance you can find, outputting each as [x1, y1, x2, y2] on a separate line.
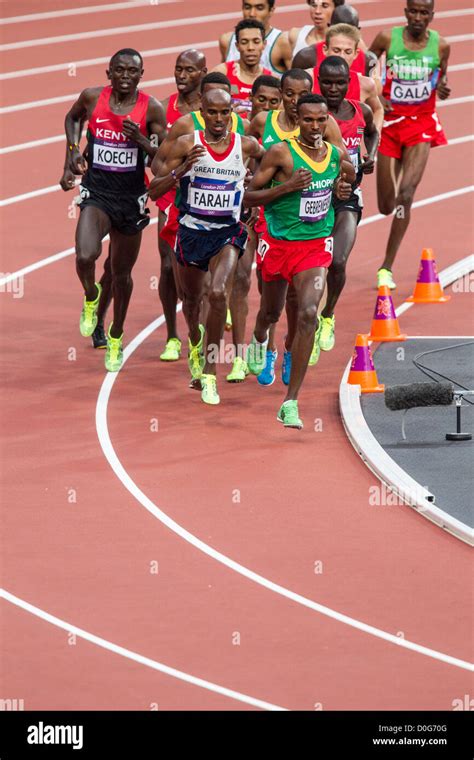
[334, 99, 365, 183]
[225, 61, 272, 116]
[313, 68, 361, 100]
[166, 92, 184, 128]
[314, 41, 366, 77]
[86, 86, 149, 194]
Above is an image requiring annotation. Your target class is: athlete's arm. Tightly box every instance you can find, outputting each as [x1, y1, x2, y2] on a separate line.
[148, 136, 204, 200]
[244, 143, 311, 207]
[287, 27, 299, 53]
[122, 96, 166, 160]
[359, 102, 379, 174]
[275, 32, 293, 72]
[291, 44, 316, 70]
[60, 87, 99, 190]
[334, 153, 356, 200]
[242, 135, 265, 163]
[325, 115, 351, 164]
[212, 62, 228, 74]
[247, 111, 267, 140]
[368, 30, 390, 59]
[219, 31, 232, 62]
[150, 113, 195, 174]
[360, 75, 384, 133]
[437, 38, 451, 100]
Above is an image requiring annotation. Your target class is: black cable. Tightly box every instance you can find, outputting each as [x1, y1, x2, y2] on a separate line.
[412, 342, 474, 406]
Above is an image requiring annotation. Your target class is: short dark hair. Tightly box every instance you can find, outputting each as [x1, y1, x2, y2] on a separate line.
[253, 0, 276, 7]
[296, 93, 328, 112]
[319, 55, 350, 79]
[252, 74, 281, 95]
[307, 0, 345, 5]
[331, 4, 359, 26]
[235, 19, 266, 41]
[109, 48, 143, 68]
[200, 72, 231, 92]
[281, 68, 313, 90]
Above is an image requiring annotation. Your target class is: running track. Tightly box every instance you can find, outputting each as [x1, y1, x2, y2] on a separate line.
[0, 0, 473, 711]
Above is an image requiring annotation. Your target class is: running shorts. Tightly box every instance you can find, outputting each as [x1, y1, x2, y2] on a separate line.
[175, 222, 248, 272]
[77, 184, 150, 235]
[258, 232, 333, 283]
[333, 186, 363, 224]
[379, 111, 447, 160]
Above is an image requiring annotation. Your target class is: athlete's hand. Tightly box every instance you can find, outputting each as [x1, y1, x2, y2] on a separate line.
[244, 167, 253, 189]
[379, 95, 393, 114]
[122, 118, 143, 143]
[59, 167, 77, 191]
[361, 154, 376, 175]
[437, 76, 451, 100]
[245, 206, 260, 230]
[177, 145, 206, 177]
[335, 173, 352, 201]
[284, 168, 313, 193]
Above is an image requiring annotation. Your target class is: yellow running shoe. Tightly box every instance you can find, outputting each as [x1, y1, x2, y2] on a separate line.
[188, 324, 205, 381]
[201, 373, 220, 405]
[79, 282, 102, 337]
[308, 321, 321, 366]
[226, 357, 249, 383]
[318, 315, 335, 351]
[105, 325, 123, 372]
[225, 308, 232, 331]
[160, 337, 182, 362]
[377, 268, 397, 290]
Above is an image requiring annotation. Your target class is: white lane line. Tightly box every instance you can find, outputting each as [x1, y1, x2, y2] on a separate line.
[0, 0, 181, 25]
[447, 134, 474, 146]
[437, 95, 474, 107]
[1, 31, 471, 82]
[449, 62, 474, 72]
[0, 589, 285, 711]
[0, 4, 468, 52]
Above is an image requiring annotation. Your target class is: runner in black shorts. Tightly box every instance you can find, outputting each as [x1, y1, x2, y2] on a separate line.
[60, 48, 166, 370]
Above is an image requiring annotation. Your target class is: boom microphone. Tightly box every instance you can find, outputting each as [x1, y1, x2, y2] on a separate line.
[384, 382, 454, 411]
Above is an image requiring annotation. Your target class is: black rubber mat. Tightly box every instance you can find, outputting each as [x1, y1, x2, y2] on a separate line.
[361, 338, 474, 528]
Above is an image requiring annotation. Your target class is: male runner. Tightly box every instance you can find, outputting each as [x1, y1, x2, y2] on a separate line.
[289, 0, 345, 57]
[213, 20, 272, 116]
[59, 49, 166, 372]
[369, 0, 450, 289]
[313, 24, 384, 132]
[149, 90, 263, 405]
[219, 0, 292, 76]
[292, 3, 375, 76]
[314, 56, 378, 354]
[245, 94, 354, 428]
[157, 49, 207, 361]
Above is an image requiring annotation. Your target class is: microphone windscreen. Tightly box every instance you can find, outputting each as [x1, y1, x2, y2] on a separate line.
[385, 382, 454, 411]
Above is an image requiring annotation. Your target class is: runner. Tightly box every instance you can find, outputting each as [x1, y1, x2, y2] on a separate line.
[149, 89, 263, 405]
[369, 0, 450, 289]
[219, 0, 292, 76]
[314, 56, 378, 355]
[157, 49, 207, 362]
[245, 94, 355, 428]
[248, 68, 351, 384]
[313, 24, 384, 132]
[289, 0, 345, 58]
[213, 20, 273, 116]
[59, 48, 166, 372]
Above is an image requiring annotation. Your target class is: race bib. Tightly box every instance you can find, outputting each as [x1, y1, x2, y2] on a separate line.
[189, 178, 236, 217]
[299, 188, 332, 223]
[348, 149, 359, 172]
[390, 78, 433, 105]
[257, 237, 270, 261]
[92, 140, 138, 172]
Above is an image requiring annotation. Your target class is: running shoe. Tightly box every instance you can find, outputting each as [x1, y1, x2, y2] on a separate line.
[105, 325, 123, 372]
[188, 324, 205, 381]
[160, 337, 182, 362]
[247, 333, 269, 375]
[201, 373, 220, 405]
[79, 282, 102, 337]
[318, 315, 335, 352]
[281, 349, 292, 385]
[277, 400, 303, 429]
[377, 268, 397, 290]
[308, 324, 321, 366]
[92, 323, 107, 349]
[226, 357, 249, 383]
[257, 350, 278, 386]
[225, 308, 232, 331]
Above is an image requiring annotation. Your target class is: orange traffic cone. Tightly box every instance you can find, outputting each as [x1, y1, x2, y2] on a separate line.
[347, 334, 384, 393]
[368, 286, 407, 342]
[406, 248, 451, 303]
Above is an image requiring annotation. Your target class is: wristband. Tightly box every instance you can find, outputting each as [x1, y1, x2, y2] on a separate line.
[68, 143, 79, 151]
[170, 169, 179, 181]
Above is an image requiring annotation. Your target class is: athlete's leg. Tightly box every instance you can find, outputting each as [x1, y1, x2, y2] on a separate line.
[75, 205, 111, 300]
[179, 266, 207, 347]
[97, 244, 113, 326]
[199, 271, 211, 327]
[204, 244, 240, 375]
[257, 268, 277, 351]
[285, 266, 326, 402]
[284, 284, 298, 351]
[158, 210, 180, 342]
[229, 233, 255, 358]
[108, 229, 142, 338]
[380, 142, 431, 271]
[321, 210, 358, 318]
[254, 278, 288, 343]
[376, 153, 402, 216]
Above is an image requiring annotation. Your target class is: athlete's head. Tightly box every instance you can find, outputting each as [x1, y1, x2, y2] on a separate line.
[324, 23, 360, 66]
[107, 49, 143, 92]
[200, 72, 232, 96]
[331, 3, 359, 28]
[405, 0, 434, 37]
[251, 74, 281, 115]
[281, 68, 313, 117]
[306, 0, 345, 32]
[200, 89, 233, 137]
[174, 49, 207, 94]
[318, 56, 350, 109]
[296, 93, 329, 143]
[235, 19, 266, 66]
[241, 0, 275, 29]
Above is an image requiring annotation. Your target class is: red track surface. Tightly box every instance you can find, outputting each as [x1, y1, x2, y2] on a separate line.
[1, 0, 473, 711]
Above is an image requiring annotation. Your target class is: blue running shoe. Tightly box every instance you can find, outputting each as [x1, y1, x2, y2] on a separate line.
[257, 350, 278, 386]
[281, 349, 292, 386]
